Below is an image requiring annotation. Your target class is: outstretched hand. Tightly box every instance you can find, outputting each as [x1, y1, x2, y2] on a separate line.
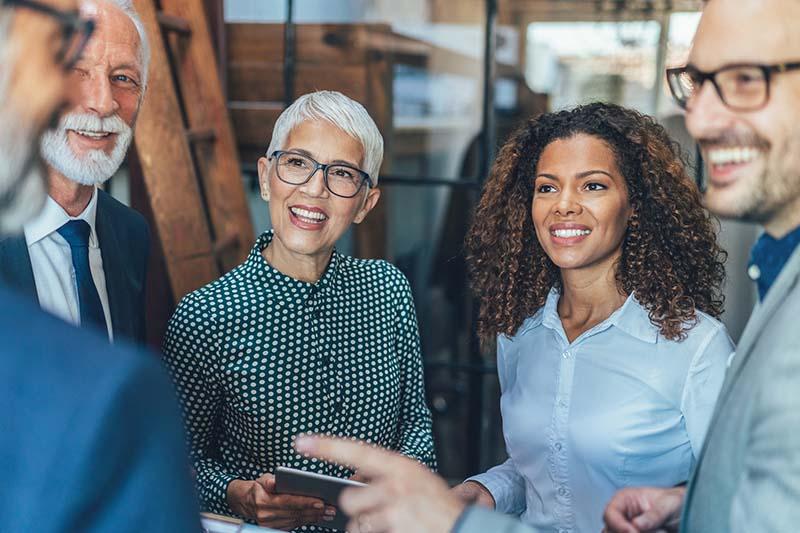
[296, 435, 466, 533]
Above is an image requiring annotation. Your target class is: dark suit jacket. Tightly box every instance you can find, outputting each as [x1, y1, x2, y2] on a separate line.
[0, 286, 199, 532]
[0, 189, 150, 344]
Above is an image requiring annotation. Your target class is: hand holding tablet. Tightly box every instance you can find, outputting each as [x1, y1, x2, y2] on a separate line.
[274, 467, 367, 531]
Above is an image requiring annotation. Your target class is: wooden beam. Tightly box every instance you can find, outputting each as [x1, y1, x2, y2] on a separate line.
[227, 63, 369, 103]
[157, 12, 191, 35]
[160, 0, 255, 272]
[186, 127, 217, 143]
[133, 0, 220, 300]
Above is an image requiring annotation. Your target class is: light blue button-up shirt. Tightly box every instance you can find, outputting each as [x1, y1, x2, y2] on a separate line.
[468, 289, 734, 533]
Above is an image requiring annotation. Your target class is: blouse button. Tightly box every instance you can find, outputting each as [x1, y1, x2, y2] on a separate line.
[558, 486, 567, 496]
[555, 442, 562, 451]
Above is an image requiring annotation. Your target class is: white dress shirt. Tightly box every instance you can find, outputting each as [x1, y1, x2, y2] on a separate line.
[24, 187, 113, 341]
[468, 289, 734, 533]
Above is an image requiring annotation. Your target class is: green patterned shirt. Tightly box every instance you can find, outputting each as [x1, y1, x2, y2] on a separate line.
[163, 231, 436, 530]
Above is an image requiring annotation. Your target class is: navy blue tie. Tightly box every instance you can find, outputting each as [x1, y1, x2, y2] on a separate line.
[57, 220, 107, 332]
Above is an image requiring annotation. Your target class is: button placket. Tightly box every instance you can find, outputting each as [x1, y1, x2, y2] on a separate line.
[552, 341, 577, 529]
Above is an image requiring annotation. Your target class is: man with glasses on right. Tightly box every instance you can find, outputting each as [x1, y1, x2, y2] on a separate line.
[604, 0, 800, 531]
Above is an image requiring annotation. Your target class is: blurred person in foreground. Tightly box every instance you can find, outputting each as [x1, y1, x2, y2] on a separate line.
[0, 0, 199, 530]
[604, 0, 800, 531]
[0, 0, 151, 344]
[163, 90, 436, 532]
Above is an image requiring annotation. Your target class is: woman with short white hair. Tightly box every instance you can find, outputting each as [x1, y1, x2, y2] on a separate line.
[163, 90, 436, 532]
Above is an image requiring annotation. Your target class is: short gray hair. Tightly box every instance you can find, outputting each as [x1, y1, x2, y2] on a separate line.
[267, 91, 385, 184]
[103, 0, 150, 90]
[0, 11, 17, 114]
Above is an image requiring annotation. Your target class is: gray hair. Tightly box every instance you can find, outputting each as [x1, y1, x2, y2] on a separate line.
[104, 0, 150, 90]
[0, 10, 47, 235]
[267, 91, 384, 184]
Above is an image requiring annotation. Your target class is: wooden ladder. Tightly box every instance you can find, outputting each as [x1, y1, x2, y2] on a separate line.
[131, 0, 254, 303]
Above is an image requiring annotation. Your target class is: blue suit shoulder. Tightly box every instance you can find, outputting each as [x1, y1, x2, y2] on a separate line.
[0, 287, 199, 532]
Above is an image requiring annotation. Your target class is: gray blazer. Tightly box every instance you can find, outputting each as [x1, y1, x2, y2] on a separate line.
[683, 244, 800, 532]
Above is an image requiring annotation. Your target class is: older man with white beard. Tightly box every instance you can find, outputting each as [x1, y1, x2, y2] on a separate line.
[0, 0, 150, 344]
[0, 0, 199, 530]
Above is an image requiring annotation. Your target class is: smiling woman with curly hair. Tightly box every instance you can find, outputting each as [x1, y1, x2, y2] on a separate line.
[451, 103, 735, 533]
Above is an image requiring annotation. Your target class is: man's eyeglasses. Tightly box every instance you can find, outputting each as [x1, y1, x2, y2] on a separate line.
[269, 150, 374, 199]
[1, 0, 95, 69]
[667, 62, 800, 111]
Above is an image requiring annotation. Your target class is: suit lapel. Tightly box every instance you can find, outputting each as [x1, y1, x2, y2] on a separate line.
[716, 244, 800, 407]
[0, 235, 38, 301]
[95, 193, 133, 341]
[686, 243, 800, 518]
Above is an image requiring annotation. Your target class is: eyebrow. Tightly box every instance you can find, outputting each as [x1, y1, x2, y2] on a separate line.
[112, 64, 143, 75]
[535, 170, 615, 180]
[286, 148, 360, 168]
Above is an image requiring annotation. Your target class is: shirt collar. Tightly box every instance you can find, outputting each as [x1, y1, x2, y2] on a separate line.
[517, 287, 659, 344]
[24, 187, 99, 248]
[748, 224, 800, 301]
[242, 230, 341, 297]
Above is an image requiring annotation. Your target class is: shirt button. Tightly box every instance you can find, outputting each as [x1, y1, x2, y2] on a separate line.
[558, 486, 567, 496]
[554, 442, 562, 451]
[562, 350, 571, 359]
[748, 264, 761, 280]
[559, 398, 568, 408]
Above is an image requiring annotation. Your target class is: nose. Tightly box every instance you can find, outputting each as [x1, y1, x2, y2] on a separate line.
[297, 166, 328, 197]
[554, 188, 581, 217]
[685, 79, 735, 142]
[79, 71, 119, 117]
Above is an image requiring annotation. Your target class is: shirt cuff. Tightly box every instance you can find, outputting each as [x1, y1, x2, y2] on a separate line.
[198, 468, 240, 517]
[465, 473, 515, 515]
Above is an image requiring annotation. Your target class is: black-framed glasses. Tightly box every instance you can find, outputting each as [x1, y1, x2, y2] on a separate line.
[667, 61, 800, 111]
[1, 0, 95, 69]
[269, 150, 374, 198]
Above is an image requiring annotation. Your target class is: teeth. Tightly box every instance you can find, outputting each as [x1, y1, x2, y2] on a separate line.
[75, 130, 111, 139]
[707, 147, 761, 166]
[290, 207, 327, 222]
[553, 228, 591, 238]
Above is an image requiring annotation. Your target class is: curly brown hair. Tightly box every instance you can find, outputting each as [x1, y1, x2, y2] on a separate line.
[466, 102, 726, 342]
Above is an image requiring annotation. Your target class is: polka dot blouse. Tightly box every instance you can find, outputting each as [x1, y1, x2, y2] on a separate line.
[163, 231, 437, 529]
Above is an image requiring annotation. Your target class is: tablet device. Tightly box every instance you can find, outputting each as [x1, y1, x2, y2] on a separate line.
[274, 466, 366, 531]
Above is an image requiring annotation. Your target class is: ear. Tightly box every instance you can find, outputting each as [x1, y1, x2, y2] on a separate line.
[353, 188, 381, 224]
[257, 156, 271, 202]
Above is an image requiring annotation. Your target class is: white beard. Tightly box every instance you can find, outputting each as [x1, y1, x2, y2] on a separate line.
[40, 112, 133, 186]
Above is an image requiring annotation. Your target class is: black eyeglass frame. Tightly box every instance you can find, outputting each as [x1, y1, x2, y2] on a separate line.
[268, 150, 374, 198]
[1, 0, 95, 70]
[667, 61, 800, 111]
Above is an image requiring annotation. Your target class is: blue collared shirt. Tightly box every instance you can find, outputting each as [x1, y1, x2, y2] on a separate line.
[468, 289, 734, 533]
[748, 225, 800, 301]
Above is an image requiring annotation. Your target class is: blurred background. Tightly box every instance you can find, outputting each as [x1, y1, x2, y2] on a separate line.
[119, 0, 759, 484]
